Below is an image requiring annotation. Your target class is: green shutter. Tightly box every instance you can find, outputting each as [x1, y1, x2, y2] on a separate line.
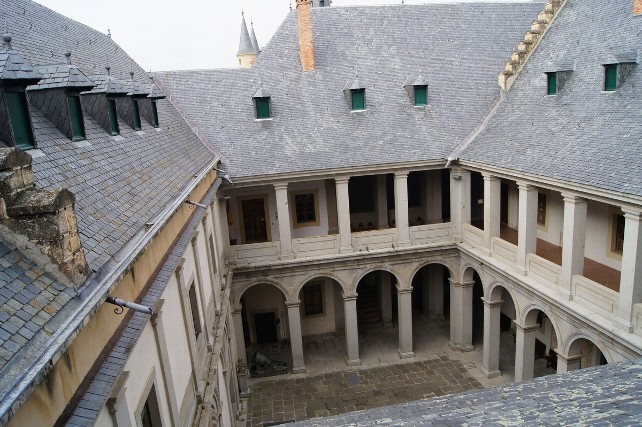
[5, 90, 35, 150]
[107, 98, 120, 135]
[255, 97, 270, 119]
[67, 95, 86, 141]
[604, 65, 618, 91]
[132, 99, 141, 130]
[546, 73, 557, 95]
[151, 100, 159, 128]
[414, 85, 427, 106]
[351, 88, 365, 111]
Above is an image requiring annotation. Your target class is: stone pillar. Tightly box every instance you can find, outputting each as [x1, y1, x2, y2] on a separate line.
[481, 299, 502, 378]
[514, 322, 537, 382]
[482, 173, 501, 254]
[615, 208, 642, 331]
[325, 179, 339, 234]
[517, 182, 538, 274]
[336, 177, 353, 253]
[381, 272, 393, 329]
[343, 295, 361, 366]
[425, 170, 443, 223]
[556, 352, 582, 374]
[560, 193, 587, 300]
[376, 174, 389, 229]
[394, 171, 410, 247]
[286, 302, 306, 373]
[450, 167, 471, 240]
[449, 279, 474, 352]
[397, 286, 415, 359]
[274, 183, 294, 259]
[232, 309, 247, 365]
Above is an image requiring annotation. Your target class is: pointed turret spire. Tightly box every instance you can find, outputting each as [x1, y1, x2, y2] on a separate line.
[250, 22, 260, 54]
[237, 12, 259, 68]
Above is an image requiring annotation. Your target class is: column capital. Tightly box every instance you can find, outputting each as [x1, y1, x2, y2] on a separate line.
[342, 294, 358, 301]
[481, 172, 500, 181]
[622, 207, 642, 220]
[394, 170, 409, 179]
[396, 286, 413, 295]
[273, 182, 289, 191]
[286, 301, 301, 308]
[335, 176, 350, 185]
[516, 181, 536, 191]
[232, 308, 243, 315]
[481, 298, 503, 308]
[554, 350, 583, 364]
[561, 192, 586, 204]
[448, 278, 475, 288]
[513, 321, 539, 332]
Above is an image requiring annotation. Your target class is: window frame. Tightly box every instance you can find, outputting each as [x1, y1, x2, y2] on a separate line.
[188, 282, 203, 339]
[546, 72, 558, 96]
[67, 94, 86, 141]
[107, 97, 120, 135]
[537, 192, 547, 227]
[610, 211, 625, 257]
[151, 100, 159, 128]
[414, 85, 428, 106]
[302, 281, 324, 317]
[254, 96, 271, 119]
[136, 379, 163, 427]
[350, 88, 366, 111]
[132, 98, 142, 130]
[290, 189, 320, 229]
[4, 88, 36, 150]
[604, 64, 618, 91]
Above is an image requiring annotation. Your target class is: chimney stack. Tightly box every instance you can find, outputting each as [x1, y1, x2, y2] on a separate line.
[635, 0, 642, 15]
[296, 0, 315, 71]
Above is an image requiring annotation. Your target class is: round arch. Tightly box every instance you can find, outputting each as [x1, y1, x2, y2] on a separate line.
[350, 265, 404, 295]
[563, 333, 612, 364]
[408, 260, 456, 285]
[294, 272, 349, 298]
[232, 278, 291, 307]
[460, 263, 486, 284]
[486, 281, 519, 309]
[521, 304, 564, 346]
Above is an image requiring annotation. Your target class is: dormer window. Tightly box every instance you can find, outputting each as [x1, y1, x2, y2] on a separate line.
[5, 88, 35, 150]
[107, 98, 120, 135]
[350, 88, 365, 111]
[603, 64, 618, 91]
[252, 86, 271, 120]
[67, 95, 86, 141]
[414, 85, 428, 106]
[132, 99, 142, 130]
[546, 72, 557, 95]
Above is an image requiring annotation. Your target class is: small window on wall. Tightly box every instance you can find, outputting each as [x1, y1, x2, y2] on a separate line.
[151, 100, 159, 127]
[208, 233, 218, 274]
[612, 213, 625, 254]
[140, 384, 162, 427]
[132, 99, 142, 130]
[537, 193, 547, 226]
[303, 282, 323, 316]
[5, 89, 35, 150]
[414, 85, 428, 106]
[351, 88, 365, 111]
[188, 283, 202, 338]
[255, 97, 271, 119]
[546, 72, 557, 95]
[292, 190, 319, 227]
[67, 95, 85, 141]
[107, 98, 120, 135]
[604, 64, 618, 91]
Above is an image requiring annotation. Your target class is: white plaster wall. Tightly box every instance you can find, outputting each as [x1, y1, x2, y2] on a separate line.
[122, 325, 172, 426]
[160, 277, 192, 408]
[288, 180, 329, 238]
[300, 279, 337, 336]
[585, 201, 622, 270]
[537, 190, 564, 246]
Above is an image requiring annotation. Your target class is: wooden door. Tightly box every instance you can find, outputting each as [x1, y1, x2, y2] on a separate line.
[241, 197, 268, 243]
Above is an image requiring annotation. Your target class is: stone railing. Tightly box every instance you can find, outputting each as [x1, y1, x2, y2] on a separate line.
[572, 275, 619, 317]
[491, 237, 518, 265]
[526, 253, 561, 290]
[410, 222, 453, 245]
[293, 235, 340, 258]
[229, 241, 281, 264]
[352, 228, 397, 251]
[463, 223, 484, 247]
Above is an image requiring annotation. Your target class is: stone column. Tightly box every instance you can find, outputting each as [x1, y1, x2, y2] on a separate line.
[449, 279, 474, 351]
[426, 170, 443, 223]
[336, 177, 353, 253]
[615, 208, 642, 331]
[325, 179, 339, 235]
[560, 193, 587, 300]
[514, 322, 537, 382]
[343, 295, 361, 366]
[556, 352, 582, 374]
[376, 174, 389, 229]
[232, 309, 247, 365]
[274, 182, 294, 259]
[381, 272, 393, 329]
[482, 173, 501, 255]
[397, 286, 415, 359]
[394, 171, 410, 247]
[450, 167, 471, 240]
[517, 182, 538, 274]
[481, 299, 502, 378]
[286, 302, 306, 373]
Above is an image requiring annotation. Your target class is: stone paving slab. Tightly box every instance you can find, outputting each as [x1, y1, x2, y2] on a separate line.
[246, 355, 483, 426]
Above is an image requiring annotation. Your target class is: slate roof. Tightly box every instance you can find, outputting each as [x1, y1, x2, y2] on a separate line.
[0, 35, 43, 83]
[83, 72, 129, 95]
[3, 0, 217, 271]
[157, 3, 543, 179]
[27, 63, 95, 91]
[295, 359, 642, 426]
[459, 0, 642, 198]
[238, 13, 257, 55]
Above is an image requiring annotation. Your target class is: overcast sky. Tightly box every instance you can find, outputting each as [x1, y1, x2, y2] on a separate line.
[33, 0, 532, 71]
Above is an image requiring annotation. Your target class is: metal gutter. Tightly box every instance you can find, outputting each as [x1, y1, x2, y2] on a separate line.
[0, 155, 221, 424]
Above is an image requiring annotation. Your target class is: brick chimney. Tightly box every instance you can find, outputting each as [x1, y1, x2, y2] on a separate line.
[0, 148, 90, 286]
[296, 0, 315, 71]
[635, 0, 642, 15]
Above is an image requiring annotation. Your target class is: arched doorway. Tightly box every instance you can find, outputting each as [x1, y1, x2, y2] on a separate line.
[561, 337, 608, 372]
[410, 264, 451, 353]
[516, 307, 559, 381]
[481, 284, 517, 378]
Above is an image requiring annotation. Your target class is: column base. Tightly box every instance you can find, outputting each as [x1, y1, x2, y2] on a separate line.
[480, 367, 501, 378]
[398, 350, 415, 359]
[449, 342, 475, 352]
[340, 247, 354, 254]
[558, 288, 573, 301]
[382, 320, 394, 330]
[240, 389, 251, 398]
[292, 367, 307, 374]
[397, 240, 411, 248]
[515, 266, 527, 276]
[346, 358, 362, 367]
[614, 316, 634, 333]
[281, 252, 295, 260]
